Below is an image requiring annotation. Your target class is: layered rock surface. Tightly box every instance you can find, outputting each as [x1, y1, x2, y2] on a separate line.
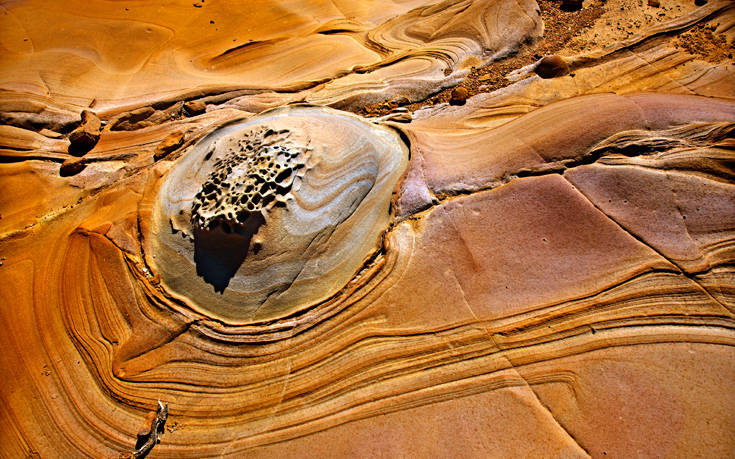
[1, 0, 734, 457]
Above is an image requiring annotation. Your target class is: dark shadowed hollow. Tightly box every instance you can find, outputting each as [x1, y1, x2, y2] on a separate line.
[193, 212, 266, 292]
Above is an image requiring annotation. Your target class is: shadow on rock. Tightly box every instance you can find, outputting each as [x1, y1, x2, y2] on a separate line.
[193, 213, 265, 293]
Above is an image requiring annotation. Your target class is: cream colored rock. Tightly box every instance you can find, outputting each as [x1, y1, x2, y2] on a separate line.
[149, 105, 408, 323]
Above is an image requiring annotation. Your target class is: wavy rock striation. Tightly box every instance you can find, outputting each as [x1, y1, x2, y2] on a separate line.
[149, 105, 407, 323]
[0, 0, 542, 119]
[1, 0, 735, 457]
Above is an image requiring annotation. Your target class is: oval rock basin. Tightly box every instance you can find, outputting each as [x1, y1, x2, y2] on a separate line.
[149, 105, 408, 323]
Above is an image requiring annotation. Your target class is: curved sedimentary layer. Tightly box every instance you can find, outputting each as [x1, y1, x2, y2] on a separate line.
[0, 0, 541, 118]
[397, 93, 735, 214]
[0, 91, 729, 458]
[8, 163, 731, 457]
[1, 0, 735, 457]
[149, 105, 407, 323]
[306, 0, 543, 109]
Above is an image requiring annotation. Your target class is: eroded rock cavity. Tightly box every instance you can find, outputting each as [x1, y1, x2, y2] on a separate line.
[149, 106, 408, 323]
[191, 127, 306, 233]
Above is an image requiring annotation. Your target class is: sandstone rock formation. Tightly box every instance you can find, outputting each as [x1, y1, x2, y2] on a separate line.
[1, 0, 734, 457]
[151, 106, 407, 322]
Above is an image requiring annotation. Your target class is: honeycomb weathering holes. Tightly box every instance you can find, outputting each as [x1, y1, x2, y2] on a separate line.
[149, 106, 408, 324]
[191, 127, 307, 235]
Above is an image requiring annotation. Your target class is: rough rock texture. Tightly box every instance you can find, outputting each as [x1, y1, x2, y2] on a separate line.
[67, 110, 101, 155]
[189, 127, 307, 231]
[1, 0, 734, 457]
[151, 106, 407, 321]
[153, 130, 185, 160]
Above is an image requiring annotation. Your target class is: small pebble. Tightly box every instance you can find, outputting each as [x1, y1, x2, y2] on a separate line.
[535, 55, 570, 79]
[561, 0, 583, 12]
[449, 87, 469, 106]
[154, 131, 186, 160]
[394, 96, 410, 106]
[60, 157, 87, 177]
[184, 100, 206, 115]
[68, 110, 101, 156]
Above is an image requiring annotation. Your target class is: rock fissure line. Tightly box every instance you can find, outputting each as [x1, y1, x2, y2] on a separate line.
[562, 174, 734, 316]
